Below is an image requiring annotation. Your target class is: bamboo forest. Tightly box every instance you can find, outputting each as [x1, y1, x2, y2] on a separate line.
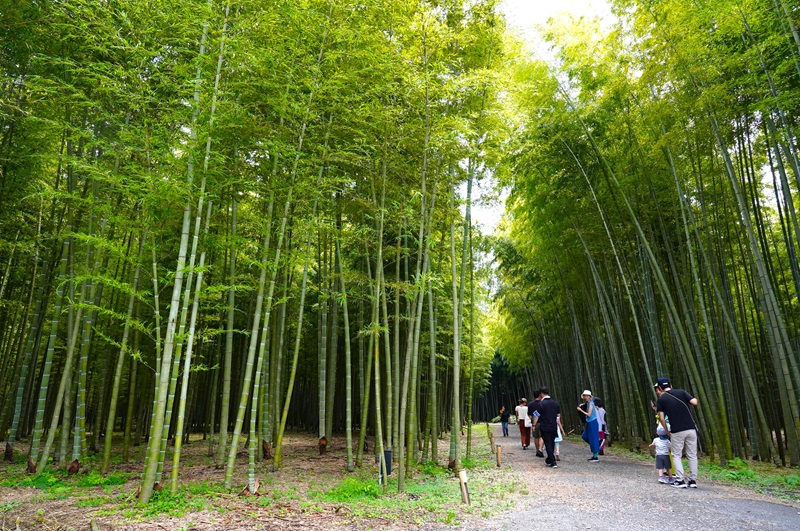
[2, 0, 800, 527]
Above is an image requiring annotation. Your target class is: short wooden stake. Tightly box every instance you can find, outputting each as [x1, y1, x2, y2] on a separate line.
[458, 469, 470, 505]
[496, 445, 502, 467]
[489, 433, 495, 453]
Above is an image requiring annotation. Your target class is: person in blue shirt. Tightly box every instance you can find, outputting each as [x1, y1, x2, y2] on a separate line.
[577, 390, 600, 462]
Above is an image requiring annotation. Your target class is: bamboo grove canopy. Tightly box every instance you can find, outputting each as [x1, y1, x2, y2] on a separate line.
[1, 0, 800, 504]
[0, 0, 501, 502]
[492, 0, 800, 468]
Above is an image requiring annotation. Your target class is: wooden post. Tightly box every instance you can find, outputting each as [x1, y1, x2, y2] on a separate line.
[458, 469, 470, 505]
[496, 445, 501, 467]
[489, 433, 495, 453]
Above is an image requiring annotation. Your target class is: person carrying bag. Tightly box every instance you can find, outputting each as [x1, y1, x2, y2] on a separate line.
[515, 398, 531, 449]
[654, 377, 700, 489]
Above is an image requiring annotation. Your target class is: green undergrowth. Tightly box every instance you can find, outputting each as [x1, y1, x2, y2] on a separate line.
[1, 430, 521, 527]
[608, 438, 800, 501]
[702, 458, 800, 501]
[1, 469, 131, 490]
[0, 501, 20, 512]
[123, 489, 219, 519]
[0, 461, 212, 517]
[87, 482, 229, 523]
[0, 468, 138, 516]
[305, 455, 520, 525]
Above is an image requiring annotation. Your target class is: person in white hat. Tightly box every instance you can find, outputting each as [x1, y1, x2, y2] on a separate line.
[577, 390, 600, 462]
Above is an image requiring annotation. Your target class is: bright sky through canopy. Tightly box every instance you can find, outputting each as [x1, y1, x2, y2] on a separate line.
[499, 0, 612, 46]
[468, 0, 612, 235]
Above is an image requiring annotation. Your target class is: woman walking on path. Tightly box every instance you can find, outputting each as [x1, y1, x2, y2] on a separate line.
[515, 398, 530, 449]
[500, 406, 511, 437]
[578, 390, 600, 462]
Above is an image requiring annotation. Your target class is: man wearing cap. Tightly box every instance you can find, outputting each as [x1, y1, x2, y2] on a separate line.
[655, 377, 699, 488]
[532, 387, 564, 468]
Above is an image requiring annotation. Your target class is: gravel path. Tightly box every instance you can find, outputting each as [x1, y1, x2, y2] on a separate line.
[462, 424, 800, 530]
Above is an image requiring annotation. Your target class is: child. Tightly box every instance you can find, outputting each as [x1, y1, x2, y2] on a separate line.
[649, 425, 673, 484]
[554, 416, 564, 461]
[594, 397, 607, 456]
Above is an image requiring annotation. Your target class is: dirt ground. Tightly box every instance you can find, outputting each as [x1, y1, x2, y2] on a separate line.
[1, 429, 512, 530]
[5, 426, 799, 530]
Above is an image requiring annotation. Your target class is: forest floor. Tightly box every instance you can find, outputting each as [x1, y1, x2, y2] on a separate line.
[2, 425, 800, 530]
[0, 427, 520, 530]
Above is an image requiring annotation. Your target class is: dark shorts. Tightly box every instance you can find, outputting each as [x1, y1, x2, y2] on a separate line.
[656, 455, 671, 469]
[532, 424, 541, 439]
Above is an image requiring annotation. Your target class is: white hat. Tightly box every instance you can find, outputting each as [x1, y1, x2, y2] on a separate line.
[581, 390, 592, 397]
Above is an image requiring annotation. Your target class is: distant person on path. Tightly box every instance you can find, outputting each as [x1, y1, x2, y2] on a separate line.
[500, 406, 510, 437]
[594, 397, 607, 455]
[530, 390, 544, 458]
[577, 390, 600, 462]
[649, 425, 673, 484]
[655, 377, 699, 488]
[515, 398, 530, 449]
[532, 387, 564, 468]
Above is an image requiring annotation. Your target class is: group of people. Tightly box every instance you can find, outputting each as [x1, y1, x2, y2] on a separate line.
[504, 388, 566, 468]
[498, 377, 700, 489]
[650, 377, 700, 488]
[500, 388, 607, 466]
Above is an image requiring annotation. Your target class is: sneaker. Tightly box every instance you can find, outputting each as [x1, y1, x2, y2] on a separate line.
[587, 457, 599, 462]
[688, 480, 697, 488]
[556, 455, 560, 461]
[548, 462, 558, 468]
[668, 478, 674, 484]
[536, 451, 544, 458]
[658, 477, 668, 484]
[672, 480, 687, 488]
